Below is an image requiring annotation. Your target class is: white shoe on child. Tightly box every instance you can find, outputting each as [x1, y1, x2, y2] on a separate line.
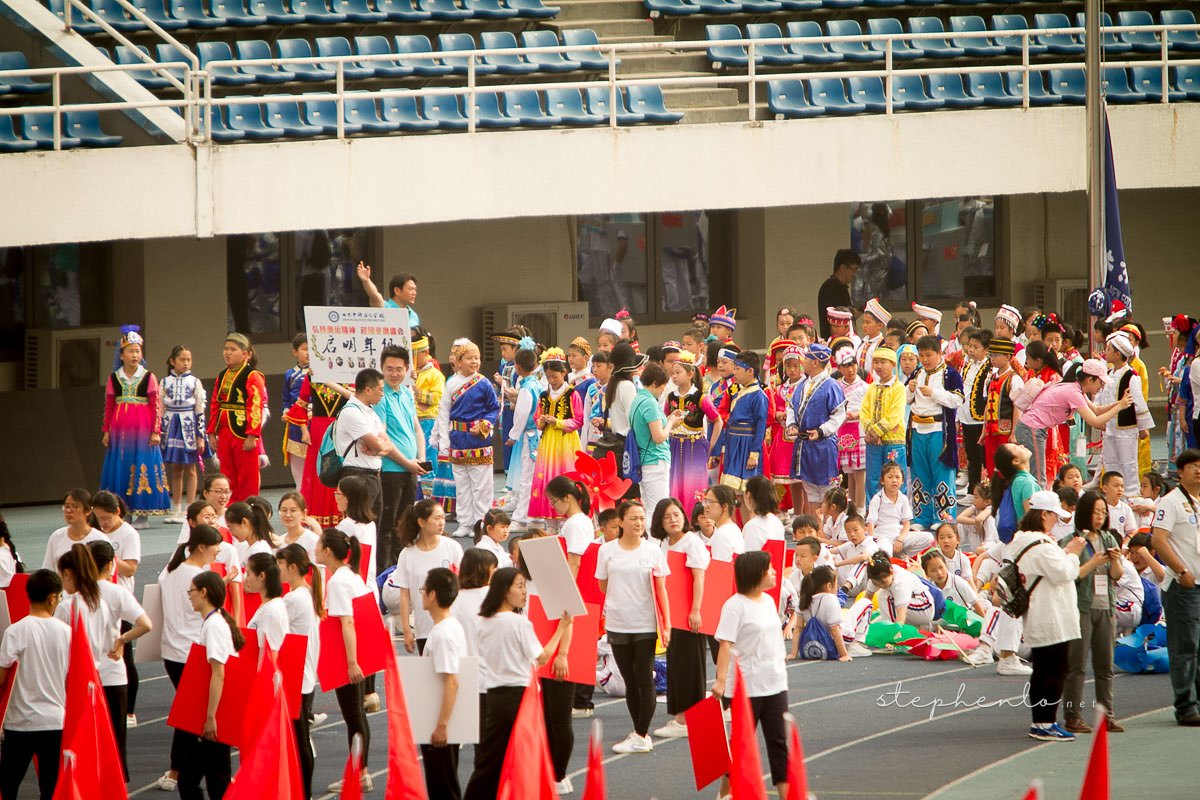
[653, 719, 689, 739]
[611, 733, 653, 754]
[997, 655, 1033, 676]
[846, 642, 874, 658]
[963, 645, 994, 666]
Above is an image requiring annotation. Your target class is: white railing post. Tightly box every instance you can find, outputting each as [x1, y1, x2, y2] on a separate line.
[336, 61, 345, 140]
[52, 72, 61, 150]
[885, 38, 893, 115]
[1021, 33, 1030, 109]
[64, 0, 73, 31]
[1160, 31, 1169, 104]
[467, 56, 476, 134]
[747, 42, 756, 122]
[203, 71, 213, 143]
[608, 48, 617, 129]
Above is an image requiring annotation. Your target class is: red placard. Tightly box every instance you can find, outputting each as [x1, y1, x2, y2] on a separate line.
[763, 539, 786, 607]
[528, 596, 600, 685]
[209, 562, 227, 578]
[0, 663, 16, 729]
[277, 633, 307, 720]
[575, 542, 604, 606]
[2, 574, 31, 625]
[663, 553, 736, 636]
[684, 696, 730, 790]
[317, 592, 391, 691]
[166, 641, 258, 746]
[357, 544, 373, 583]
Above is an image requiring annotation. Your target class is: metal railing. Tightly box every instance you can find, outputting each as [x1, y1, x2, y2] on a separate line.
[2, 22, 1198, 149]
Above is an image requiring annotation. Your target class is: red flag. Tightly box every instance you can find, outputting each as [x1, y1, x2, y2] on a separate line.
[224, 662, 304, 800]
[61, 604, 127, 800]
[729, 662, 767, 800]
[784, 714, 808, 800]
[239, 645, 277, 762]
[382, 640, 428, 800]
[1022, 779, 1043, 800]
[582, 719, 606, 800]
[1079, 707, 1109, 800]
[497, 674, 556, 800]
[51, 751, 87, 800]
[340, 735, 364, 800]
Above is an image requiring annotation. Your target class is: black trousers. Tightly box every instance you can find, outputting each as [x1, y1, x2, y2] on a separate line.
[121, 620, 139, 713]
[1029, 640, 1072, 724]
[176, 736, 231, 800]
[963, 423, 984, 492]
[541, 677, 574, 781]
[420, 742, 461, 800]
[0, 728, 61, 800]
[666, 629, 708, 716]
[749, 691, 790, 786]
[294, 692, 315, 800]
[573, 681, 594, 710]
[610, 634, 658, 737]
[379, 471, 417, 571]
[104, 683, 129, 780]
[335, 680, 371, 767]
[165, 659, 188, 772]
[463, 686, 524, 800]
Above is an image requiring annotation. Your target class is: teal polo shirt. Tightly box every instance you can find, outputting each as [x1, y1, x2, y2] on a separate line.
[378, 382, 418, 471]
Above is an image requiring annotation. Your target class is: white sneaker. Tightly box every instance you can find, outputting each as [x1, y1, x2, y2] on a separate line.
[653, 719, 689, 739]
[846, 642, 873, 658]
[963, 645, 995, 666]
[312, 712, 328, 726]
[997, 654, 1033, 676]
[155, 773, 177, 791]
[363, 692, 381, 712]
[127, 713, 138, 728]
[571, 707, 594, 718]
[611, 733, 653, 754]
[555, 777, 574, 795]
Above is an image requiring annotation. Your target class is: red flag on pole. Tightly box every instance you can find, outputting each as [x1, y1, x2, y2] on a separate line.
[1022, 778, 1043, 800]
[1079, 706, 1109, 800]
[784, 713, 808, 800]
[61, 604, 127, 800]
[382, 639, 428, 800]
[223, 663, 304, 800]
[497, 673, 557, 800]
[239, 644, 278, 763]
[582, 719, 606, 800]
[51, 751, 86, 800]
[340, 735, 365, 800]
[729, 661, 767, 800]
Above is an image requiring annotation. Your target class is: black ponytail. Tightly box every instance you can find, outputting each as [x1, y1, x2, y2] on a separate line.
[865, 551, 893, 583]
[546, 475, 592, 516]
[799, 566, 836, 612]
[320, 528, 361, 574]
[191, 571, 246, 652]
[167, 524, 222, 573]
[227, 501, 272, 545]
[247, 552, 283, 599]
[473, 509, 511, 544]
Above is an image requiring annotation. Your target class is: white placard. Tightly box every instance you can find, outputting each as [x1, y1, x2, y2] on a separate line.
[135, 584, 163, 664]
[0, 593, 10, 639]
[517, 536, 587, 619]
[305, 305, 412, 386]
[397, 655, 480, 745]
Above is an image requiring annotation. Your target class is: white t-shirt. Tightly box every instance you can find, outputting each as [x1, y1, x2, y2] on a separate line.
[41, 527, 106, 571]
[280, 530, 320, 562]
[866, 492, 913, 543]
[715, 593, 787, 697]
[878, 566, 935, 615]
[824, 512, 848, 543]
[595, 538, 669, 634]
[934, 573, 979, 612]
[337, 518, 379, 589]
[0, 546, 17, 589]
[55, 583, 144, 686]
[664, 531, 712, 570]
[425, 616, 468, 675]
[800, 591, 842, 631]
[709, 522, 746, 562]
[451, 586, 488, 693]
[834, 537, 879, 563]
[475, 535, 512, 569]
[1107, 500, 1138, 537]
[742, 514, 786, 552]
[387, 537, 465, 639]
[560, 513, 594, 557]
[476, 611, 542, 690]
[607, 380, 638, 436]
[159, 562, 204, 663]
[249, 596, 290, 651]
[326, 565, 371, 617]
[0, 615, 71, 731]
[282, 586, 320, 695]
[105, 523, 142, 595]
[941, 549, 972, 578]
[215, 541, 242, 583]
[1153, 488, 1200, 588]
[337, 397, 387, 470]
[200, 610, 236, 665]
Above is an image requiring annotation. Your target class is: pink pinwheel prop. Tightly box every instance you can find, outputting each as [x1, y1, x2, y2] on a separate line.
[563, 451, 632, 513]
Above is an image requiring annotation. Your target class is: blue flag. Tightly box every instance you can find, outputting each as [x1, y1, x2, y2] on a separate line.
[1101, 107, 1132, 316]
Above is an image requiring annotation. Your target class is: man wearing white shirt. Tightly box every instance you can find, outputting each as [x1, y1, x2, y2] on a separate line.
[336, 368, 396, 517]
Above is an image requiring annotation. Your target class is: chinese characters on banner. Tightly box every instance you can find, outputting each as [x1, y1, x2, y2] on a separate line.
[304, 306, 411, 386]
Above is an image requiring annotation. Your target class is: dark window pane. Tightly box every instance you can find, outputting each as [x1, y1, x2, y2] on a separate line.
[577, 214, 647, 320]
[31, 243, 111, 329]
[657, 211, 711, 315]
[918, 197, 997, 301]
[850, 202, 908, 308]
[292, 229, 371, 331]
[227, 233, 281, 335]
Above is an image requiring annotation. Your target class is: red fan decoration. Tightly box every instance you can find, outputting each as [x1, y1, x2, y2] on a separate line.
[563, 451, 631, 513]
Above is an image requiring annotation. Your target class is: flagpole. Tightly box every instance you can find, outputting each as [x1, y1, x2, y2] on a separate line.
[1086, 0, 1104, 342]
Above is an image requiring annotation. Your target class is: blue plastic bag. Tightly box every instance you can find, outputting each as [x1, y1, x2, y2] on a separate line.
[798, 618, 840, 661]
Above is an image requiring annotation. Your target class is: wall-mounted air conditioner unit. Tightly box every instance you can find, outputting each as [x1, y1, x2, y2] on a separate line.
[25, 326, 125, 390]
[1032, 279, 1089, 335]
[481, 303, 590, 366]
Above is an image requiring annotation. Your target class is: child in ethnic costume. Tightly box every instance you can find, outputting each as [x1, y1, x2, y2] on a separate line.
[208, 333, 267, 503]
[434, 339, 500, 533]
[281, 333, 310, 490]
[284, 373, 349, 527]
[788, 344, 847, 517]
[982, 338, 1023, 473]
[768, 344, 804, 515]
[160, 345, 207, 523]
[835, 348, 868, 511]
[714, 350, 768, 492]
[666, 351, 718, 511]
[412, 333, 447, 504]
[861, 347, 906, 504]
[529, 348, 584, 521]
[504, 339, 540, 522]
[906, 335, 965, 528]
[101, 326, 171, 526]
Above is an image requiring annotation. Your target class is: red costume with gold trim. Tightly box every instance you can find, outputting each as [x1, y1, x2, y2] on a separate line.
[207, 360, 266, 502]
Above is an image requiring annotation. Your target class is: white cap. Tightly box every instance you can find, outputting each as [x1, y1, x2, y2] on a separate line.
[599, 318, 623, 337]
[1029, 490, 1072, 520]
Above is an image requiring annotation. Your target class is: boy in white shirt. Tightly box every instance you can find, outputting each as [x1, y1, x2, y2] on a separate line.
[832, 513, 878, 596]
[957, 483, 998, 553]
[921, 550, 986, 617]
[1101, 472, 1139, 539]
[419, 567, 469, 800]
[867, 463, 935, 557]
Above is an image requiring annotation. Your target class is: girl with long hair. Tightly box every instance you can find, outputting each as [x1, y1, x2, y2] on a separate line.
[385, 499, 464, 655]
[42, 489, 105, 571]
[276, 543, 324, 799]
[546, 475, 593, 576]
[277, 491, 321, 560]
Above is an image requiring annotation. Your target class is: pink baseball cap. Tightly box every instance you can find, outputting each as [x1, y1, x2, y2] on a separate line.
[1078, 358, 1112, 384]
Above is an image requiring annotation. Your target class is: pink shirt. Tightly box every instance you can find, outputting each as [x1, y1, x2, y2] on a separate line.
[1020, 381, 1087, 430]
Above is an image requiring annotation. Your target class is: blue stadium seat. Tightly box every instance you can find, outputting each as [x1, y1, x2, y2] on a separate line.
[247, 0, 305, 23]
[236, 40, 298, 83]
[344, 92, 403, 132]
[584, 87, 643, 124]
[1003, 71, 1061, 105]
[561, 29, 614, 71]
[331, 0, 387, 21]
[862, 0, 901, 8]
[277, 39, 336, 82]
[0, 116, 36, 152]
[545, 87, 605, 124]
[626, 85, 682, 123]
[462, 0, 518, 18]
[316, 37, 376, 80]
[1114, 11, 1161, 53]
[866, 19, 925, 60]
[92, 0, 144, 31]
[423, 94, 469, 129]
[786, 21, 843, 64]
[707, 25, 761, 68]
[204, 106, 244, 141]
[1102, 67, 1147, 103]
[964, 72, 1020, 107]
[66, 111, 122, 145]
[891, 73, 943, 109]
[264, 98, 326, 135]
[990, 15, 1049, 56]
[847, 76, 889, 111]
[417, 0, 472, 20]
[210, 0, 268, 25]
[767, 79, 824, 118]
[808, 77, 868, 113]
[504, 89, 562, 125]
[394, 35, 452, 76]
[1046, 68, 1086, 103]
[508, 0, 559, 17]
[779, 0, 818, 8]
[438, 34, 499, 76]
[1174, 65, 1200, 99]
[227, 100, 285, 138]
[290, 0, 347, 24]
[115, 45, 172, 89]
[305, 95, 364, 134]
[645, 0, 700, 16]
[1032, 14, 1084, 55]
[693, 0, 743, 13]
[521, 30, 581, 72]
[0, 52, 51, 94]
[154, 44, 190, 84]
[948, 16, 1006, 57]
[1074, 13, 1132, 55]
[1162, 11, 1200, 52]
[746, 24, 804, 66]
[131, 0, 185, 30]
[20, 113, 83, 148]
[739, 0, 782, 12]
[926, 74, 982, 107]
[198, 42, 254, 86]
[479, 31, 537, 75]
[377, 0, 432, 21]
[169, 0, 226, 28]
[1129, 66, 1187, 102]
[380, 92, 439, 131]
[44, 0, 102, 33]
[908, 18, 966, 58]
[902, 0, 935, 7]
[826, 20, 882, 62]
[470, 91, 521, 128]
[354, 36, 414, 78]
[821, 0, 862, 9]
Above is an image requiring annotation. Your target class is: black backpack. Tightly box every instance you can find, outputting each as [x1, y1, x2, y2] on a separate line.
[994, 539, 1046, 618]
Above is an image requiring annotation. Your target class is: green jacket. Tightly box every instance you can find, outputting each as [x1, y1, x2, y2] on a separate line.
[1057, 529, 1120, 614]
